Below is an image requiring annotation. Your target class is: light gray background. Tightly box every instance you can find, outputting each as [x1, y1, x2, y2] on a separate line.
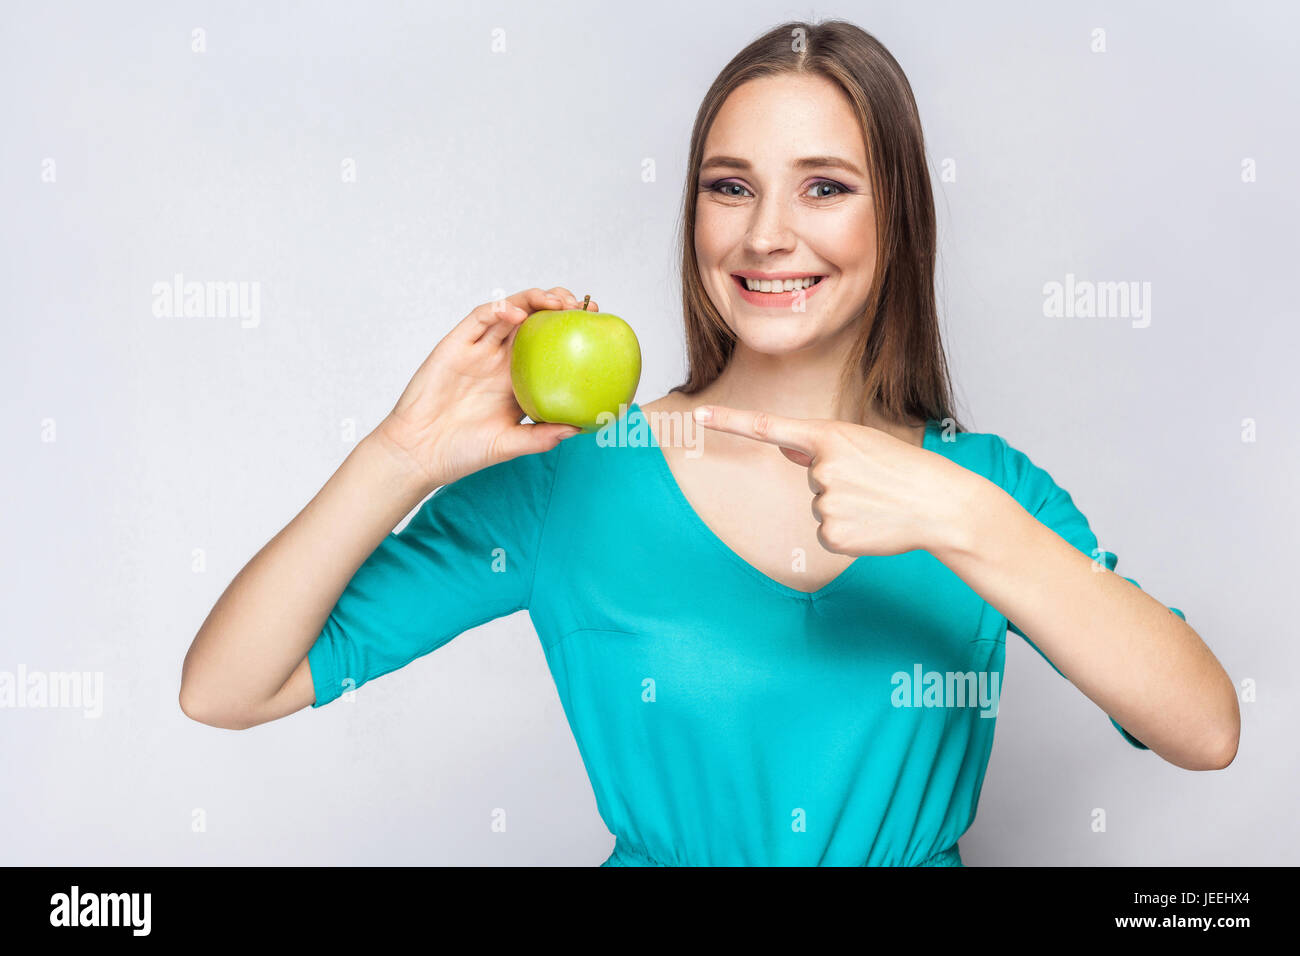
[2, 0, 1296, 865]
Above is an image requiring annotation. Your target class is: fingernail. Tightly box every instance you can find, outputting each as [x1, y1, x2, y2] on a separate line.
[694, 406, 712, 422]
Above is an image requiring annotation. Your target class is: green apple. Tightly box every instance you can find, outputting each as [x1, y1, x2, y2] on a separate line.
[510, 295, 641, 432]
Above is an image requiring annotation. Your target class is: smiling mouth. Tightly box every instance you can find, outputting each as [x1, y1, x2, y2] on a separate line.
[731, 275, 826, 293]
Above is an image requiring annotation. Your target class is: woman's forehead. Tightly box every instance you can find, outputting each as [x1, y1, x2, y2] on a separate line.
[704, 76, 866, 169]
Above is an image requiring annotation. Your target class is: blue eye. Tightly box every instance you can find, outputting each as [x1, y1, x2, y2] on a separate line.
[707, 180, 753, 198]
[703, 179, 851, 199]
[807, 179, 848, 198]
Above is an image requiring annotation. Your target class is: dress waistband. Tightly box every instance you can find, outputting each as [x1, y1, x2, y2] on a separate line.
[915, 843, 964, 867]
[601, 839, 668, 866]
[601, 838, 963, 867]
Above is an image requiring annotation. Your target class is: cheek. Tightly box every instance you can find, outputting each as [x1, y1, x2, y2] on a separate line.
[693, 206, 732, 265]
[823, 209, 875, 275]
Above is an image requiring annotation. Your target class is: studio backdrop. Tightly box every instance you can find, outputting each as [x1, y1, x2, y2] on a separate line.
[2, 0, 1295, 865]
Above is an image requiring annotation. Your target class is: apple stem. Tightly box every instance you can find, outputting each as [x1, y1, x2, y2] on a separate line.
[582, 294, 591, 311]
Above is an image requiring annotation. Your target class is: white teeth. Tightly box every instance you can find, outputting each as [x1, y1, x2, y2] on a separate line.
[741, 275, 822, 292]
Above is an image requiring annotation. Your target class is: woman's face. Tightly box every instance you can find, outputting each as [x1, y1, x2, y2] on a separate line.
[694, 73, 876, 356]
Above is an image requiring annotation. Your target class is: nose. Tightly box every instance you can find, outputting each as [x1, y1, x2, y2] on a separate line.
[743, 194, 797, 255]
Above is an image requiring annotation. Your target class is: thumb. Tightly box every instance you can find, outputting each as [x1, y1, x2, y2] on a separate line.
[497, 421, 583, 458]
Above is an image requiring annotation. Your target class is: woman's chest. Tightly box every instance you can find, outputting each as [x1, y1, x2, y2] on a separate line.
[536, 512, 994, 678]
[655, 443, 858, 593]
[533, 443, 1002, 699]
[534, 563, 1000, 745]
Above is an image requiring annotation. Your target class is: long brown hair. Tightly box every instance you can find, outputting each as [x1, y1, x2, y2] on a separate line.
[670, 19, 966, 434]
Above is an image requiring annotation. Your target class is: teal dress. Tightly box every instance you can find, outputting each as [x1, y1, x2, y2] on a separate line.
[307, 403, 1184, 866]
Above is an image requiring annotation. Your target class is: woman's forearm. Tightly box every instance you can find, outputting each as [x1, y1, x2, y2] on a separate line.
[932, 475, 1239, 771]
[179, 426, 438, 725]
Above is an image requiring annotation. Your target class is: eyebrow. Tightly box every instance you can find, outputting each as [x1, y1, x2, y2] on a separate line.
[700, 155, 866, 177]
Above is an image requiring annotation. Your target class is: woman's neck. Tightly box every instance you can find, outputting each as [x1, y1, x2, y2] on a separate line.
[672, 343, 926, 445]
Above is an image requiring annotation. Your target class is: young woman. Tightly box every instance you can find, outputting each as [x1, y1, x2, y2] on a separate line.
[180, 20, 1239, 866]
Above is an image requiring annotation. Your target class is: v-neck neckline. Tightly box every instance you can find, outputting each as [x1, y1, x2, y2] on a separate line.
[628, 401, 945, 603]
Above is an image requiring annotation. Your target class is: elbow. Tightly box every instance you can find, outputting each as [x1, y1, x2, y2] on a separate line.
[1193, 702, 1241, 771]
[1208, 683, 1243, 770]
[1202, 724, 1239, 771]
[1162, 717, 1239, 772]
[178, 681, 201, 722]
[178, 682, 215, 726]
[179, 643, 254, 730]
[179, 682, 252, 731]
[1177, 666, 1241, 771]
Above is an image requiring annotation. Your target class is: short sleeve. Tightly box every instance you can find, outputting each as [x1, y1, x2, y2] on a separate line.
[306, 444, 561, 708]
[998, 437, 1187, 750]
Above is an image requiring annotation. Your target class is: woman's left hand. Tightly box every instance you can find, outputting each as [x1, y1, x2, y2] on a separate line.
[693, 404, 981, 559]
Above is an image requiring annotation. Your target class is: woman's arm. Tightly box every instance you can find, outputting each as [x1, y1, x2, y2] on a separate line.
[932, 476, 1240, 771]
[179, 429, 438, 729]
[179, 286, 591, 730]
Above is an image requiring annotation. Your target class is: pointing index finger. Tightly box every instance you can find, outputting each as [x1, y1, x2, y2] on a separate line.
[693, 404, 820, 457]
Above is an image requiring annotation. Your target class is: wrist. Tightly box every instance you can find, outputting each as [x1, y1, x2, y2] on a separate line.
[361, 423, 447, 502]
[926, 467, 1004, 562]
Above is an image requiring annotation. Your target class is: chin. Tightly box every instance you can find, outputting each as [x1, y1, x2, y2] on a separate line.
[728, 321, 831, 355]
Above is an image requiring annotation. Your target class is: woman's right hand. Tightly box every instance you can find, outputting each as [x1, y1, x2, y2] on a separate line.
[370, 287, 596, 494]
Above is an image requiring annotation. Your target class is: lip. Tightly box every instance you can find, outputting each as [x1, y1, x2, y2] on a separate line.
[731, 270, 826, 280]
[730, 272, 828, 308]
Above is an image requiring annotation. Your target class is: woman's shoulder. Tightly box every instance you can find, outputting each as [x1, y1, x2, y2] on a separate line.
[934, 420, 1081, 508]
[928, 418, 1022, 491]
[430, 436, 564, 523]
